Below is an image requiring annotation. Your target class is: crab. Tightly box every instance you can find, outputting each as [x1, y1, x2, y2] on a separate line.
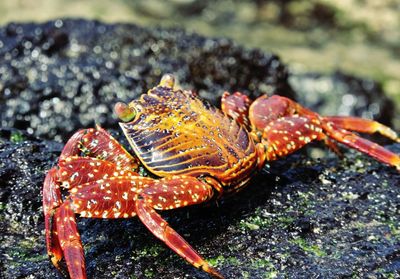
[43, 74, 400, 279]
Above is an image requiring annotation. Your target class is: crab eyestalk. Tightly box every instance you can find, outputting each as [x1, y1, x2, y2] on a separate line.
[159, 73, 176, 88]
[114, 102, 136, 122]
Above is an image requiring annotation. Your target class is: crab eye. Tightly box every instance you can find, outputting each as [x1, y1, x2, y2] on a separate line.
[114, 102, 137, 122]
[159, 73, 175, 88]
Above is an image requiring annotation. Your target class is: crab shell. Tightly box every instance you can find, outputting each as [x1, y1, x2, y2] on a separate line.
[119, 84, 259, 194]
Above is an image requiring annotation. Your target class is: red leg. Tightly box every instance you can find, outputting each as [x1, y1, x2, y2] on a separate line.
[68, 176, 153, 219]
[249, 94, 400, 170]
[324, 126, 400, 170]
[58, 157, 138, 189]
[60, 125, 140, 171]
[135, 175, 222, 278]
[43, 156, 138, 278]
[249, 95, 318, 132]
[73, 175, 221, 277]
[55, 201, 86, 279]
[324, 116, 399, 142]
[43, 168, 64, 272]
[47, 171, 222, 278]
[43, 167, 87, 278]
[221, 91, 252, 127]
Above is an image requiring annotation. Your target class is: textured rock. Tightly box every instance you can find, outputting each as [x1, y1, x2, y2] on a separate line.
[0, 19, 293, 142]
[290, 71, 396, 129]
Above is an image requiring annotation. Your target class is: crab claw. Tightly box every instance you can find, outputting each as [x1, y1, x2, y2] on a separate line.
[221, 91, 252, 127]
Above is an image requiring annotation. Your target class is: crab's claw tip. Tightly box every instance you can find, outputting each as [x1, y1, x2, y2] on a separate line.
[114, 102, 136, 122]
[159, 73, 176, 88]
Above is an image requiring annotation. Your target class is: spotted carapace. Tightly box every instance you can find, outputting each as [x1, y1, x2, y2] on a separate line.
[43, 74, 400, 278]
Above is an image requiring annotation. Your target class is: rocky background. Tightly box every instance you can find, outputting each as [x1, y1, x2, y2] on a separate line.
[0, 19, 399, 278]
[2, 0, 400, 125]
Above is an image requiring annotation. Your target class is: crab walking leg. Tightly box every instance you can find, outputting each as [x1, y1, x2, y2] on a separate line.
[60, 126, 140, 171]
[323, 116, 399, 142]
[59, 129, 87, 159]
[43, 168, 64, 271]
[45, 177, 155, 279]
[135, 176, 223, 278]
[324, 126, 400, 170]
[221, 92, 252, 127]
[58, 157, 138, 190]
[248, 95, 318, 130]
[54, 201, 86, 279]
[246, 94, 400, 169]
[47, 175, 221, 277]
[43, 157, 139, 278]
[258, 116, 400, 169]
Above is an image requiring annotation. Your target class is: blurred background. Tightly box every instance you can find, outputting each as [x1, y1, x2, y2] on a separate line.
[1, 0, 399, 111]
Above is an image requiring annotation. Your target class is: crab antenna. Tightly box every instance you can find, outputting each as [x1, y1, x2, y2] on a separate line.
[159, 73, 175, 88]
[114, 102, 136, 122]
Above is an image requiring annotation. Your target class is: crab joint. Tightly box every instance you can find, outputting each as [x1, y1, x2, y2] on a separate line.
[114, 102, 136, 122]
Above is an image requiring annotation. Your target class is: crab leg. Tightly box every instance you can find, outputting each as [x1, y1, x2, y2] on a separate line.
[134, 176, 223, 278]
[43, 170, 86, 278]
[260, 116, 326, 161]
[44, 126, 140, 277]
[43, 154, 139, 277]
[246, 94, 399, 169]
[54, 201, 86, 279]
[60, 125, 140, 171]
[43, 168, 64, 272]
[221, 92, 252, 127]
[58, 156, 138, 189]
[324, 126, 400, 170]
[46, 158, 222, 278]
[323, 116, 399, 142]
[73, 175, 220, 277]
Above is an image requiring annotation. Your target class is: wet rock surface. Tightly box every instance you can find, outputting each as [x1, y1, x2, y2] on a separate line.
[0, 19, 293, 142]
[0, 19, 399, 278]
[289, 71, 396, 129]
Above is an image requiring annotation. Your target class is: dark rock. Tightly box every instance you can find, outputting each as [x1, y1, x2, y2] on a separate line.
[289, 71, 396, 128]
[0, 19, 294, 142]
